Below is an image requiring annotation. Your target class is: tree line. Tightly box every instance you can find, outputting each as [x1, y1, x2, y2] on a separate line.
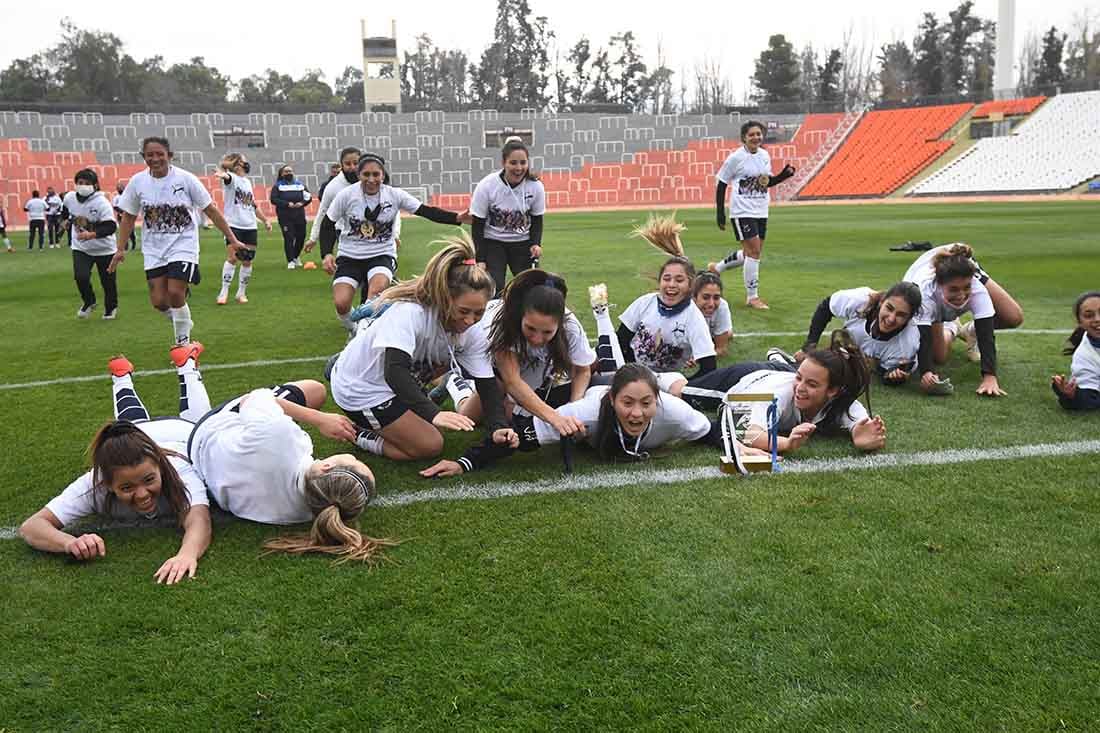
[2, 4, 1097, 113]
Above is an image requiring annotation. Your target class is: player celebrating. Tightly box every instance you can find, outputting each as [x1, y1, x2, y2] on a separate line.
[320, 154, 470, 335]
[1051, 291, 1100, 411]
[64, 169, 120, 320]
[110, 136, 244, 345]
[214, 152, 272, 305]
[708, 120, 795, 310]
[470, 137, 546, 295]
[692, 271, 733, 357]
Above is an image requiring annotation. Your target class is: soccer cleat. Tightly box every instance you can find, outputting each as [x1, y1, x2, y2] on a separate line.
[236, 294, 249, 304]
[354, 428, 384, 453]
[766, 347, 797, 366]
[102, 307, 118, 320]
[293, 258, 303, 267]
[216, 294, 228, 305]
[287, 261, 296, 269]
[77, 303, 96, 319]
[169, 341, 204, 368]
[588, 283, 609, 315]
[746, 297, 770, 310]
[107, 355, 134, 377]
[707, 262, 720, 274]
[961, 320, 981, 363]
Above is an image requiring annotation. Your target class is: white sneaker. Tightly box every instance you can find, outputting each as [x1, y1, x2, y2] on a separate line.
[293, 258, 303, 267]
[287, 261, 296, 269]
[77, 303, 96, 319]
[961, 321, 980, 363]
[766, 347, 796, 366]
[103, 307, 118, 320]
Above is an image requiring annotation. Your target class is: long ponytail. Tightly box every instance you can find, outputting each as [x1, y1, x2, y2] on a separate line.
[803, 330, 872, 433]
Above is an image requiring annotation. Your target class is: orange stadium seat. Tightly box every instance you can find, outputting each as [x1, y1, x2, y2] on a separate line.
[972, 96, 1046, 118]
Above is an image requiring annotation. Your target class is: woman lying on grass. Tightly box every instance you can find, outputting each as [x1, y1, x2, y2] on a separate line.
[1051, 291, 1100, 411]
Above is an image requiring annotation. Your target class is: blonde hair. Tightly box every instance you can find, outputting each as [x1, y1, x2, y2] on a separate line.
[377, 231, 496, 329]
[219, 152, 246, 172]
[631, 213, 686, 258]
[261, 465, 397, 565]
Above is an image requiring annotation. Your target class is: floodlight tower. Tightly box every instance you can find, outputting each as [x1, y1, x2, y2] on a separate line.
[995, 0, 1016, 98]
[361, 19, 401, 112]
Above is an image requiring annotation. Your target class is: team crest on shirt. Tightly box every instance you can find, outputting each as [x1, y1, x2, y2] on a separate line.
[487, 204, 530, 232]
[233, 188, 255, 208]
[632, 324, 686, 372]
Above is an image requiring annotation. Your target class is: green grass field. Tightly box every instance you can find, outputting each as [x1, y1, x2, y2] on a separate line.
[2, 201, 1098, 730]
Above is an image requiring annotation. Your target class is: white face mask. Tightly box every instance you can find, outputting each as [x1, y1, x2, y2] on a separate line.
[75, 185, 95, 197]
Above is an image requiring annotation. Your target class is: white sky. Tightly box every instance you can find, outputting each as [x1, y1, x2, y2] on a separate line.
[0, 0, 1091, 102]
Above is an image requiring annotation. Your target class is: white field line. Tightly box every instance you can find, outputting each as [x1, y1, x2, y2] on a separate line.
[0, 329, 1069, 392]
[2, 439, 1096, 539]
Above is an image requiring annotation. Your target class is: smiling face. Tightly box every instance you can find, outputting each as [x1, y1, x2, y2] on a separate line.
[612, 380, 659, 437]
[142, 141, 171, 177]
[447, 289, 489, 334]
[658, 264, 692, 306]
[1078, 296, 1100, 340]
[521, 309, 560, 348]
[878, 294, 914, 334]
[109, 458, 163, 515]
[694, 283, 722, 317]
[503, 148, 529, 185]
[794, 359, 840, 416]
[359, 162, 384, 195]
[742, 125, 764, 152]
[341, 151, 361, 175]
[939, 276, 973, 310]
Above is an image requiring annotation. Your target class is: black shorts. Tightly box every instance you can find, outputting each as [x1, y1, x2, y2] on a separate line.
[333, 254, 397, 289]
[342, 394, 411, 430]
[146, 261, 201, 284]
[731, 217, 767, 242]
[228, 227, 258, 262]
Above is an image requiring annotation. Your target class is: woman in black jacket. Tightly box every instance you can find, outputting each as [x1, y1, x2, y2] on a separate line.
[269, 164, 312, 269]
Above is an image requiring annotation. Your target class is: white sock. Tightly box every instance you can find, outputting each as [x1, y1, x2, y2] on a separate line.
[176, 361, 212, 421]
[237, 265, 251, 297]
[169, 304, 192, 345]
[743, 257, 760, 299]
[338, 310, 355, 334]
[715, 250, 744, 272]
[445, 371, 474, 409]
[219, 261, 236, 298]
[592, 302, 625, 372]
[355, 429, 386, 456]
[4, 238, 11, 249]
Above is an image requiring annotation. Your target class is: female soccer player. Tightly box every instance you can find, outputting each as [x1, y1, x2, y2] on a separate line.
[708, 120, 795, 310]
[214, 152, 272, 305]
[18, 346, 212, 584]
[24, 190, 47, 250]
[795, 282, 922, 385]
[484, 269, 596, 436]
[1052, 291, 1100, 411]
[110, 136, 244, 345]
[64, 169, 119, 320]
[320, 154, 470, 335]
[470, 138, 546, 295]
[270, 163, 311, 268]
[112, 181, 137, 250]
[903, 243, 1024, 397]
[693, 271, 733, 357]
[328, 234, 506, 461]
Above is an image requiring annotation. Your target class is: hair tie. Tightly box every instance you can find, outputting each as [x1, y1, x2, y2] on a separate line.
[462, 258, 476, 265]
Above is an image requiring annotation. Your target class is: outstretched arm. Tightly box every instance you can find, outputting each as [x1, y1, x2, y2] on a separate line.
[154, 505, 211, 585]
[20, 508, 106, 560]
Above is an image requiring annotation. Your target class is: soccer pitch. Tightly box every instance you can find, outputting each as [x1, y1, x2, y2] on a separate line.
[2, 200, 1098, 729]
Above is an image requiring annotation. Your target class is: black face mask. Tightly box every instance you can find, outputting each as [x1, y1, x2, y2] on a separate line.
[343, 170, 358, 183]
[242, 162, 252, 174]
[280, 173, 294, 182]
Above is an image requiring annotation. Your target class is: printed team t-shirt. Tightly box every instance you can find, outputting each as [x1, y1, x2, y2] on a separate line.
[829, 287, 920, 372]
[483, 300, 596, 393]
[63, 191, 117, 256]
[704, 298, 733, 337]
[222, 172, 258, 230]
[1070, 337, 1100, 393]
[716, 146, 772, 219]
[117, 166, 212, 270]
[533, 385, 711, 447]
[326, 183, 420, 260]
[25, 198, 47, 220]
[470, 172, 547, 243]
[728, 369, 869, 435]
[620, 292, 716, 373]
[903, 244, 994, 326]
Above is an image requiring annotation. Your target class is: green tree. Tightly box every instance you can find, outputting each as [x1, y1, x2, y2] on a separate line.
[335, 65, 364, 106]
[799, 45, 819, 104]
[566, 38, 592, 105]
[943, 1, 982, 94]
[1033, 26, 1066, 88]
[969, 20, 997, 98]
[818, 48, 843, 103]
[0, 55, 53, 101]
[877, 40, 916, 102]
[163, 57, 229, 104]
[287, 69, 334, 105]
[1065, 16, 1100, 82]
[913, 13, 945, 96]
[609, 31, 648, 109]
[752, 34, 801, 103]
[585, 47, 612, 104]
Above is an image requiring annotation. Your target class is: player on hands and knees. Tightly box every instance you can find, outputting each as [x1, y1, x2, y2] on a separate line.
[214, 152, 272, 305]
[1052, 291, 1100, 411]
[64, 169, 120, 321]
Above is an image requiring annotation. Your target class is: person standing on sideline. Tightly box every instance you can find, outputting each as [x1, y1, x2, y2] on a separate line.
[708, 121, 795, 310]
[65, 169, 120, 320]
[0, 201, 13, 252]
[214, 152, 272, 305]
[110, 136, 244, 346]
[112, 180, 138, 250]
[270, 163, 311, 269]
[44, 186, 64, 248]
[470, 138, 546, 296]
[24, 190, 47, 250]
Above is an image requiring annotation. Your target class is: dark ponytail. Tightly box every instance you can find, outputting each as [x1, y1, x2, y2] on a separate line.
[1065, 291, 1100, 355]
[488, 269, 572, 377]
[803, 330, 872, 434]
[88, 420, 191, 522]
[591, 364, 660, 461]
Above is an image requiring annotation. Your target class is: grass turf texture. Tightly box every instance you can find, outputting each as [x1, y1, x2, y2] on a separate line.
[1, 201, 1098, 728]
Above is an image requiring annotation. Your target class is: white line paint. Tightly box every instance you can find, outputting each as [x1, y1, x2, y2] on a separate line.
[0, 329, 1069, 392]
[2, 440, 1096, 538]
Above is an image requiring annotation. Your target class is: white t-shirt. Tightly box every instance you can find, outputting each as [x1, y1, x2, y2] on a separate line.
[484, 299, 596, 393]
[829, 287, 921, 372]
[716, 146, 772, 219]
[221, 171, 258, 230]
[332, 300, 495, 412]
[704, 298, 733, 337]
[326, 183, 420, 260]
[1070, 337, 1100, 393]
[25, 198, 47, 220]
[117, 166, 212, 270]
[45, 419, 208, 527]
[728, 369, 868, 435]
[45, 193, 64, 216]
[620, 293, 716, 373]
[309, 173, 353, 242]
[470, 172, 547, 243]
[903, 245, 995, 326]
[63, 191, 117, 256]
[533, 385, 711, 448]
[189, 389, 317, 525]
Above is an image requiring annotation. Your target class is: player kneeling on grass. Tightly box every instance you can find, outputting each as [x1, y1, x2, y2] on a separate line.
[19, 346, 213, 584]
[668, 331, 886, 455]
[794, 282, 922, 386]
[1051, 291, 1100, 411]
[903, 243, 1023, 397]
[328, 233, 508, 461]
[214, 152, 272, 305]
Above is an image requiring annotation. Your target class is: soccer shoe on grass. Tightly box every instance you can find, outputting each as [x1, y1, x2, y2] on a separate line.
[107, 355, 134, 377]
[216, 294, 228, 305]
[961, 320, 981, 363]
[746, 297, 770, 310]
[287, 261, 296, 269]
[766, 347, 797, 366]
[169, 341, 204, 368]
[589, 283, 609, 314]
[102, 307, 118, 320]
[236, 295, 248, 304]
[76, 303, 96, 319]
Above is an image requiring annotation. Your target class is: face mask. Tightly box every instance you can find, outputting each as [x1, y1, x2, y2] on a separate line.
[75, 185, 95, 197]
[242, 162, 251, 174]
[281, 173, 294, 182]
[343, 170, 358, 183]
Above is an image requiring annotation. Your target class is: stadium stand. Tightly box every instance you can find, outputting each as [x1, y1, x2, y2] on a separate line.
[910, 90, 1100, 195]
[798, 103, 973, 198]
[971, 96, 1046, 118]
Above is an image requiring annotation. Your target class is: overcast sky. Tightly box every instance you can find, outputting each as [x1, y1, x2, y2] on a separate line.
[0, 0, 1090, 101]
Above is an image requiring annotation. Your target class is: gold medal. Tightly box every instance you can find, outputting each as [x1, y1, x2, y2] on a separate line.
[360, 221, 375, 238]
[756, 173, 770, 189]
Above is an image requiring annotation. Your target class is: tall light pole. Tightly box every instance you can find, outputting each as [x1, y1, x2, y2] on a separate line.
[995, 0, 1016, 98]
